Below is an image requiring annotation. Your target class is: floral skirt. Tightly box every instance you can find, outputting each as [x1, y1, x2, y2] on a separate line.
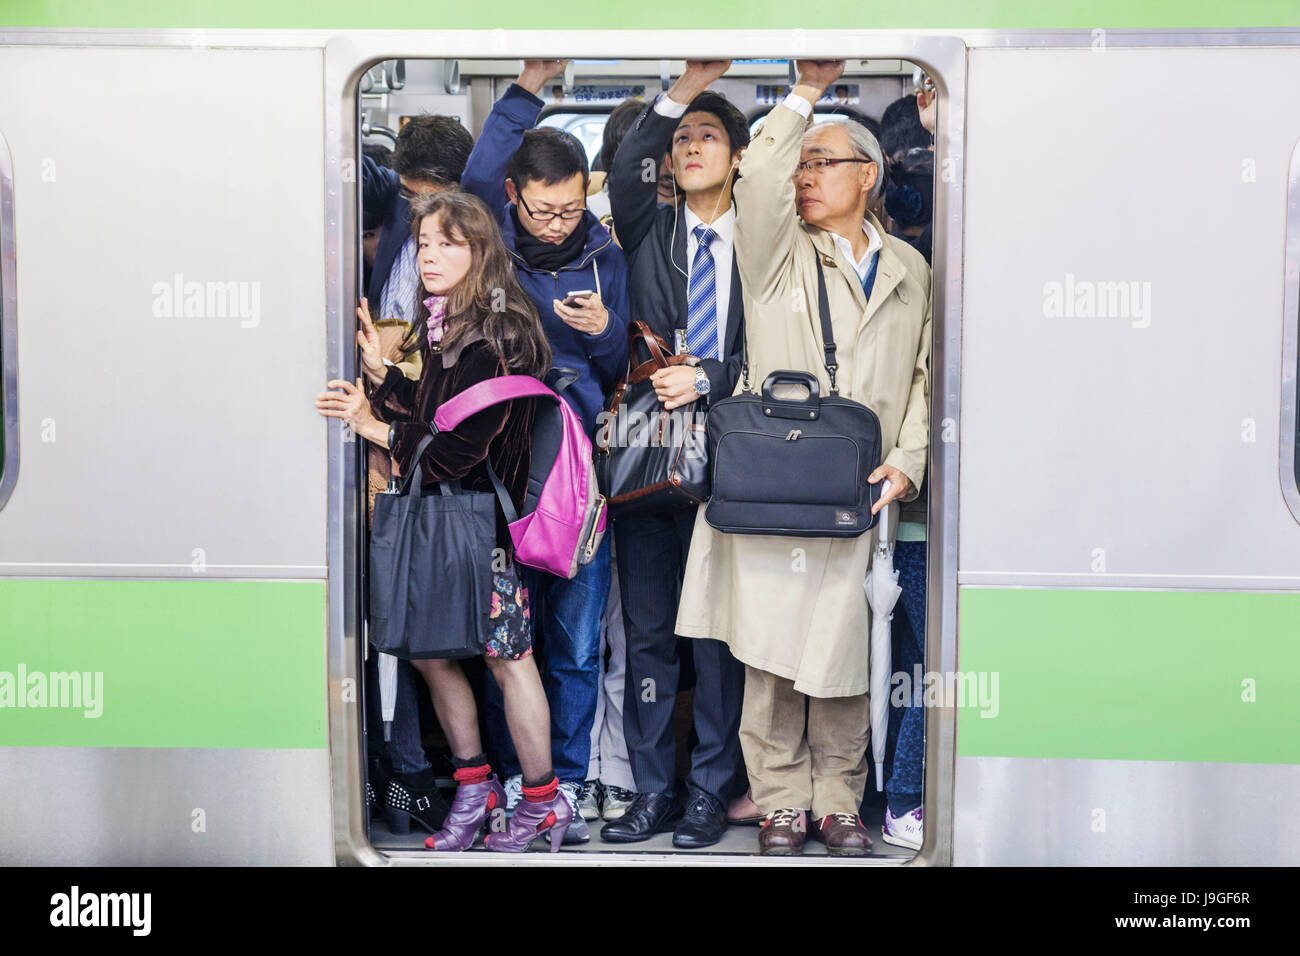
[482, 562, 533, 661]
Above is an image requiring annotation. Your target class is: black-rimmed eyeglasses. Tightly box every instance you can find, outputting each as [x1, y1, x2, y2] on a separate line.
[517, 192, 585, 223]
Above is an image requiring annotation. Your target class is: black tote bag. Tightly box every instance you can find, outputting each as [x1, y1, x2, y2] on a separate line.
[369, 430, 496, 659]
[704, 260, 883, 537]
[594, 320, 710, 517]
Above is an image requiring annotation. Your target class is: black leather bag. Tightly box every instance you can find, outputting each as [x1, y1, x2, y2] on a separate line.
[369, 430, 495, 659]
[594, 320, 710, 517]
[705, 261, 883, 537]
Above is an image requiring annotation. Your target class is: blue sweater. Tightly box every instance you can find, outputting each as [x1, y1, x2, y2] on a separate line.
[461, 83, 630, 436]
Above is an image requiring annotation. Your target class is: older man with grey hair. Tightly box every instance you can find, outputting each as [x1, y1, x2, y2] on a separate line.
[675, 59, 932, 856]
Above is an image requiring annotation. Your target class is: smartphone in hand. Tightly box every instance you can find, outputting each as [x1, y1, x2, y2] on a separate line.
[562, 289, 595, 307]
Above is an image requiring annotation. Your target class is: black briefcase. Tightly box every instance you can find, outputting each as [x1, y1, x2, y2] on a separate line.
[594, 320, 710, 516]
[704, 261, 883, 537]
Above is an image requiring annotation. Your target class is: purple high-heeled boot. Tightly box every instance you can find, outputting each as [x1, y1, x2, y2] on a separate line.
[483, 790, 573, 853]
[423, 775, 507, 852]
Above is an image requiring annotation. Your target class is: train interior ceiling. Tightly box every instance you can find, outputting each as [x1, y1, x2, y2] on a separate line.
[357, 57, 931, 860]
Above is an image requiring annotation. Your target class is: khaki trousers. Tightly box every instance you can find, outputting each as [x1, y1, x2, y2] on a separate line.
[739, 665, 871, 820]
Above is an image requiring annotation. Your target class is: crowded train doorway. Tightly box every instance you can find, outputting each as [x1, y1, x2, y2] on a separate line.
[339, 49, 951, 863]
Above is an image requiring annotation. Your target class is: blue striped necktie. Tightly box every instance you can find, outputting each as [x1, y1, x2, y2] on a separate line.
[861, 253, 879, 301]
[685, 224, 718, 361]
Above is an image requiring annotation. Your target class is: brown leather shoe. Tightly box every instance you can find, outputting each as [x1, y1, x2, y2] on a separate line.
[758, 808, 808, 856]
[813, 812, 873, 856]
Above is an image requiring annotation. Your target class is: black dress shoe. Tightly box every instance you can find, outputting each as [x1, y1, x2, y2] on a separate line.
[599, 792, 682, 843]
[673, 789, 728, 849]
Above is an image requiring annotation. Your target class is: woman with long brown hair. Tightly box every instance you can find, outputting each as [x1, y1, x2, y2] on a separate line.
[316, 190, 573, 852]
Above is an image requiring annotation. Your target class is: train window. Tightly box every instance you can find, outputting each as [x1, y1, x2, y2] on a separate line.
[351, 56, 936, 862]
[0, 129, 16, 514]
[537, 111, 612, 169]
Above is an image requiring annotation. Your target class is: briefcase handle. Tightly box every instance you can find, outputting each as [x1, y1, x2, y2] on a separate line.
[760, 370, 822, 421]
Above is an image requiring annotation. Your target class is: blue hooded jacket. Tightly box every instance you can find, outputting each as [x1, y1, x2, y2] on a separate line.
[461, 83, 630, 436]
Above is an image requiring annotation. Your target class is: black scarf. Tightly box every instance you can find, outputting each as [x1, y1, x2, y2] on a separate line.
[511, 208, 589, 272]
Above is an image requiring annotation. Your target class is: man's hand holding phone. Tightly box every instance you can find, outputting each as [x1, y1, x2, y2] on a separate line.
[553, 291, 609, 335]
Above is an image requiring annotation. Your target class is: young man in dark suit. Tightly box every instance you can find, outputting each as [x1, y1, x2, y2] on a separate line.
[601, 59, 750, 848]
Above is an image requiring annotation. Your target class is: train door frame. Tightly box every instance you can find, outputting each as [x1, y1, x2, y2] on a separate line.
[0, 131, 17, 514]
[323, 30, 968, 866]
[1282, 142, 1300, 529]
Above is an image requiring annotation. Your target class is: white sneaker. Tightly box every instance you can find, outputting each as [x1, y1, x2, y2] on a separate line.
[577, 779, 603, 821]
[602, 785, 634, 821]
[882, 805, 923, 850]
[503, 774, 523, 813]
[558, 782, 590, 844]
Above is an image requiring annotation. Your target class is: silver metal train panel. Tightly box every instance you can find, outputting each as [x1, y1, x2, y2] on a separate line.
[0, 746, 332, 865]
[0, 45, 328, 580]
[955, 755, 1300, 865]
[958, 44, 1300, 592]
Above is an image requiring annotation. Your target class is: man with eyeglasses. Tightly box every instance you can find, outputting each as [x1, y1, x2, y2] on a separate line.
[675, 59, 933, 856]
[461, 59, 631, 845]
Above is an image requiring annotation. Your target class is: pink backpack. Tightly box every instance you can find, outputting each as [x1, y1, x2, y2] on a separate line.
[433, 375, 607, 579]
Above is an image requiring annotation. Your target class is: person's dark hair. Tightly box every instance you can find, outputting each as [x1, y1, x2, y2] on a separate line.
[362, 142, 393, 168]
[362, 204, 385, 231]
[402, 191, 552, 377]
[598, 99, 644, 175]
[883, 146, 934, 228]
[681, 90, 750, 155]
[879, 95, 931, 157]
[852, 113, 883, 141]
[506, 127, 590, 193]
[392, 114, 474, 187]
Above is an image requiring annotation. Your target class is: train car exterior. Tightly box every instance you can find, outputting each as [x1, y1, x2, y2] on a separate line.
[0, 1, 1297, 866]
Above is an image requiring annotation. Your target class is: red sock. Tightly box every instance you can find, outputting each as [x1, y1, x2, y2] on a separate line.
[453, 763, 491, 786]
[522, 776, 558, 802]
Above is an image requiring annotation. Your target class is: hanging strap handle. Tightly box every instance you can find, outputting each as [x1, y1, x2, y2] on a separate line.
[738, 257, 839, 395]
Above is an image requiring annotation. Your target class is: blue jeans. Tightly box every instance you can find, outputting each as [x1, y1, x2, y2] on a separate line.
[885, 540, 927, 817]
[484, 533, 611, 785]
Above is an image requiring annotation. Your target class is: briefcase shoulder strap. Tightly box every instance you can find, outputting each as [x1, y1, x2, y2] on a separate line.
[738, 258, 839, 395]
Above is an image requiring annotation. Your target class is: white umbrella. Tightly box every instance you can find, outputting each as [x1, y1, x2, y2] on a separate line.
[378, 649, 398, 741]
[864, 480, 901, 793]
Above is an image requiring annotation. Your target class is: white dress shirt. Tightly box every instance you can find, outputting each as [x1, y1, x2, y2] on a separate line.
[831, 219, 882, 286]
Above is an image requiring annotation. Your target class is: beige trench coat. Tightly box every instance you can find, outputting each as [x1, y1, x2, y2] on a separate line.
[674, 100, 932, 698]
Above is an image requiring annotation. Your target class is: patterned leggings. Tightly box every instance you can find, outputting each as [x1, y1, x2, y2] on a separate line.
[885, 540, 926, 817]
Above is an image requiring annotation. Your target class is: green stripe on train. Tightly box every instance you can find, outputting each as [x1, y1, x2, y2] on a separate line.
[957, 587, 1300, 764]
[4, 0, 1299, 29]
[0, 580, 326, 749]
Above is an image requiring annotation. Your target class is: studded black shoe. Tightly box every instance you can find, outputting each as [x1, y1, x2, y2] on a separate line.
[384, 769, 451, 834]
[365, 757, 392, 821]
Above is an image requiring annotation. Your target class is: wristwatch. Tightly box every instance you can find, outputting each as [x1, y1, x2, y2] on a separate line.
[693, 365, 711, 397]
